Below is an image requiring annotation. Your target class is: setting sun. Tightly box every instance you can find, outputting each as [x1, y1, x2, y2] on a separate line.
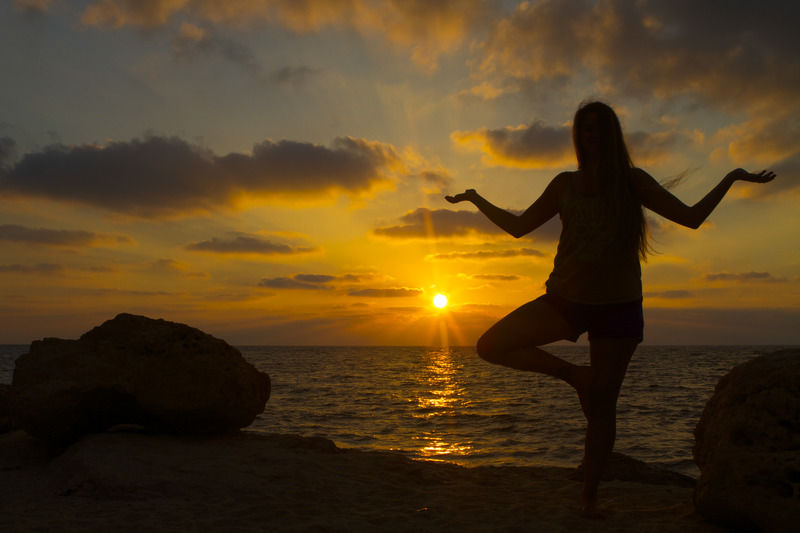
[433, 293, 448, 309]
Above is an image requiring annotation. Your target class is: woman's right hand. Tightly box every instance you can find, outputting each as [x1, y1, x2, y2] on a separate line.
[445, 189, 478, 204]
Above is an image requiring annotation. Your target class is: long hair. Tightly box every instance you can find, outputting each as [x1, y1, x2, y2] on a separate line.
[572, 101, 650, 260]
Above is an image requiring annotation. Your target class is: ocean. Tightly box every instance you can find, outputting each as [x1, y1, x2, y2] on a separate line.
[0, 344, 789, 477]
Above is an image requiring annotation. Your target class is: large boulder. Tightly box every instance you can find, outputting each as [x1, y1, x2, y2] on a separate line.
[0, 383, 13, 433]
[693, 349, 800, 532]
[10, 313, 270, 445]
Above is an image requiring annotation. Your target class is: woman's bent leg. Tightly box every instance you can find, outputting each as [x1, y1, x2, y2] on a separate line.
[476, 299, 589, 387]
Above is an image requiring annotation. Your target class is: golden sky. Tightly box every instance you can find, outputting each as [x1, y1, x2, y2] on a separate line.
[1, 0, 798, 345]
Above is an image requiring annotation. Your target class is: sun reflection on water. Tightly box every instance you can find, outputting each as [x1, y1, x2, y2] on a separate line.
[412, 348, 475, 461]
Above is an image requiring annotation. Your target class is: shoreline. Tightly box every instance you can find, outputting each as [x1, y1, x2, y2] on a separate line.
[0, 429, 723, 532]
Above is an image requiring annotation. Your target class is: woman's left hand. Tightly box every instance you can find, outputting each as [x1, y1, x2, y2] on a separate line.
[726, 168, 776, 183]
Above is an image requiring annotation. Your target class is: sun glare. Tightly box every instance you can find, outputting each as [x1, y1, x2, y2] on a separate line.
[433, 293, 448, 309]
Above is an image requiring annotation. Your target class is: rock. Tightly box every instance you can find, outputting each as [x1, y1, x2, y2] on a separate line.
[693, 349, 800, 533]
[0, 383, 13, 433]
[570, 452, 696, 488]
[10, 313, 270, 445]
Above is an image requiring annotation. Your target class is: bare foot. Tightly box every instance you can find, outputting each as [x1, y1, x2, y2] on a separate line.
[579, 495, 610, 520]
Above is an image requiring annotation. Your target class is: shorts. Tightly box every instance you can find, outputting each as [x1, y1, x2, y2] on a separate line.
[538, 292, 643, 342]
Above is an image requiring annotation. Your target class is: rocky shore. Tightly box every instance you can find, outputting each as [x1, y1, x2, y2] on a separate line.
[1, 429, 716, 533]
[2, 315, 797, 531]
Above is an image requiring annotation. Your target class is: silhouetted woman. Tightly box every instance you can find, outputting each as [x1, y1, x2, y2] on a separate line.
[445, 101, 775, 517]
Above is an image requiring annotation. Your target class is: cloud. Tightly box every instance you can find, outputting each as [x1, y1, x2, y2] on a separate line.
[705, 271, 787, 283]
[0, 135, 406, 216]
[626, 130, 684, 166]
[259, 276, 332, 290]
[643, 289, 691, 299]
[186, 233, 315, 255]
[374, 207, 561, 242]
[14, 0, 56, 15]
[374, 208, 502, 239]
[0, 224, 130, 247]
[146, 259, 208, 278]
[452, 122, 573, 169]
[81, 0, 185, 29]
[172, 21, 282, 83]
[715, 115, 800, 196]
[475, 1, 799, 113]
[470, 274, 520, 281]
[452, 121, 685, 169]
[0, 263, 65, 274]
[348, 287, 423, 298]
[80, 0, 496, 71]
[427, 248, 546, 261]
[258, 272, 370, 290]
[0, 137, 15, 169]
[270, 65, 320, 87]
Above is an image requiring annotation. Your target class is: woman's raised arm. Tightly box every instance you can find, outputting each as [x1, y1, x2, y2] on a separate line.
[632, 168, 775, 229]
[445, 173, 563, 238]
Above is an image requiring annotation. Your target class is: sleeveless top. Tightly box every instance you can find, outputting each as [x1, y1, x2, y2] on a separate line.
[544, 173, 642, 304]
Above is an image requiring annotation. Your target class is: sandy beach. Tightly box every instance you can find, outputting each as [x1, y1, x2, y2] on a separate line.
[0, 429, 725, 533]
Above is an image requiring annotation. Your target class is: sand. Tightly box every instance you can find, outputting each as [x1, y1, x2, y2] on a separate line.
[0, 429, 725, 532]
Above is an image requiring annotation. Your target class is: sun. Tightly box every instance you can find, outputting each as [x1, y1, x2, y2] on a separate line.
[433, 293, 448, 309]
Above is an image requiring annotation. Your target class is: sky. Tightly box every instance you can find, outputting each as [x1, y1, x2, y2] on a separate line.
[0, 0, 798, 346]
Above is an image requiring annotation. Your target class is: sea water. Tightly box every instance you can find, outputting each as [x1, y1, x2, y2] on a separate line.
[0, 344, 789, 477]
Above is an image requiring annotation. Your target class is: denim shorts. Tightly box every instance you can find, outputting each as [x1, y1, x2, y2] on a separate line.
[538, 292, 644, 342]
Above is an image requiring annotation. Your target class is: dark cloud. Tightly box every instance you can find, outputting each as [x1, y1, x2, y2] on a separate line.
[0, 224, 129, 247]
[348, 288, 423, 298]
[0, 263, 64, 274]
[374, 208, 500, 238]
[186, 233, 315, 255]
[173, 22, 265, 81]
[258, 277, 332, 290]
[644, 290, 692, 299]
[80, 0, 496, 72]
[13, 0, 55, 15]
[452, 122, 573, 168]
[453, 121, 685, 168]
[427, 248, 546, 261]
[0, 135, 402, 216]
[0, 137, 15, 169]
[705, 271, 787, 283]
[270, 65, 320, 86]
[626, 131, 683, 166]
[471, 274, 520, 281]
[478, 1, 799, 112]
[374, 207, 561, 241]
[258, 273, 367, 290]
[418, 170, 454, 192]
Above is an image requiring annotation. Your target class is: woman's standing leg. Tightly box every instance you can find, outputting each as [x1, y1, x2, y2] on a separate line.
[580, 337, 639, 517]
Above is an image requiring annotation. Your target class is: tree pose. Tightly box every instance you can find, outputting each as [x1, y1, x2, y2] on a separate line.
[445, 101, 775, 517]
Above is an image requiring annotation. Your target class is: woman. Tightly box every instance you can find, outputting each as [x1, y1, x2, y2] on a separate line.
[445, 101, 775, 517]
